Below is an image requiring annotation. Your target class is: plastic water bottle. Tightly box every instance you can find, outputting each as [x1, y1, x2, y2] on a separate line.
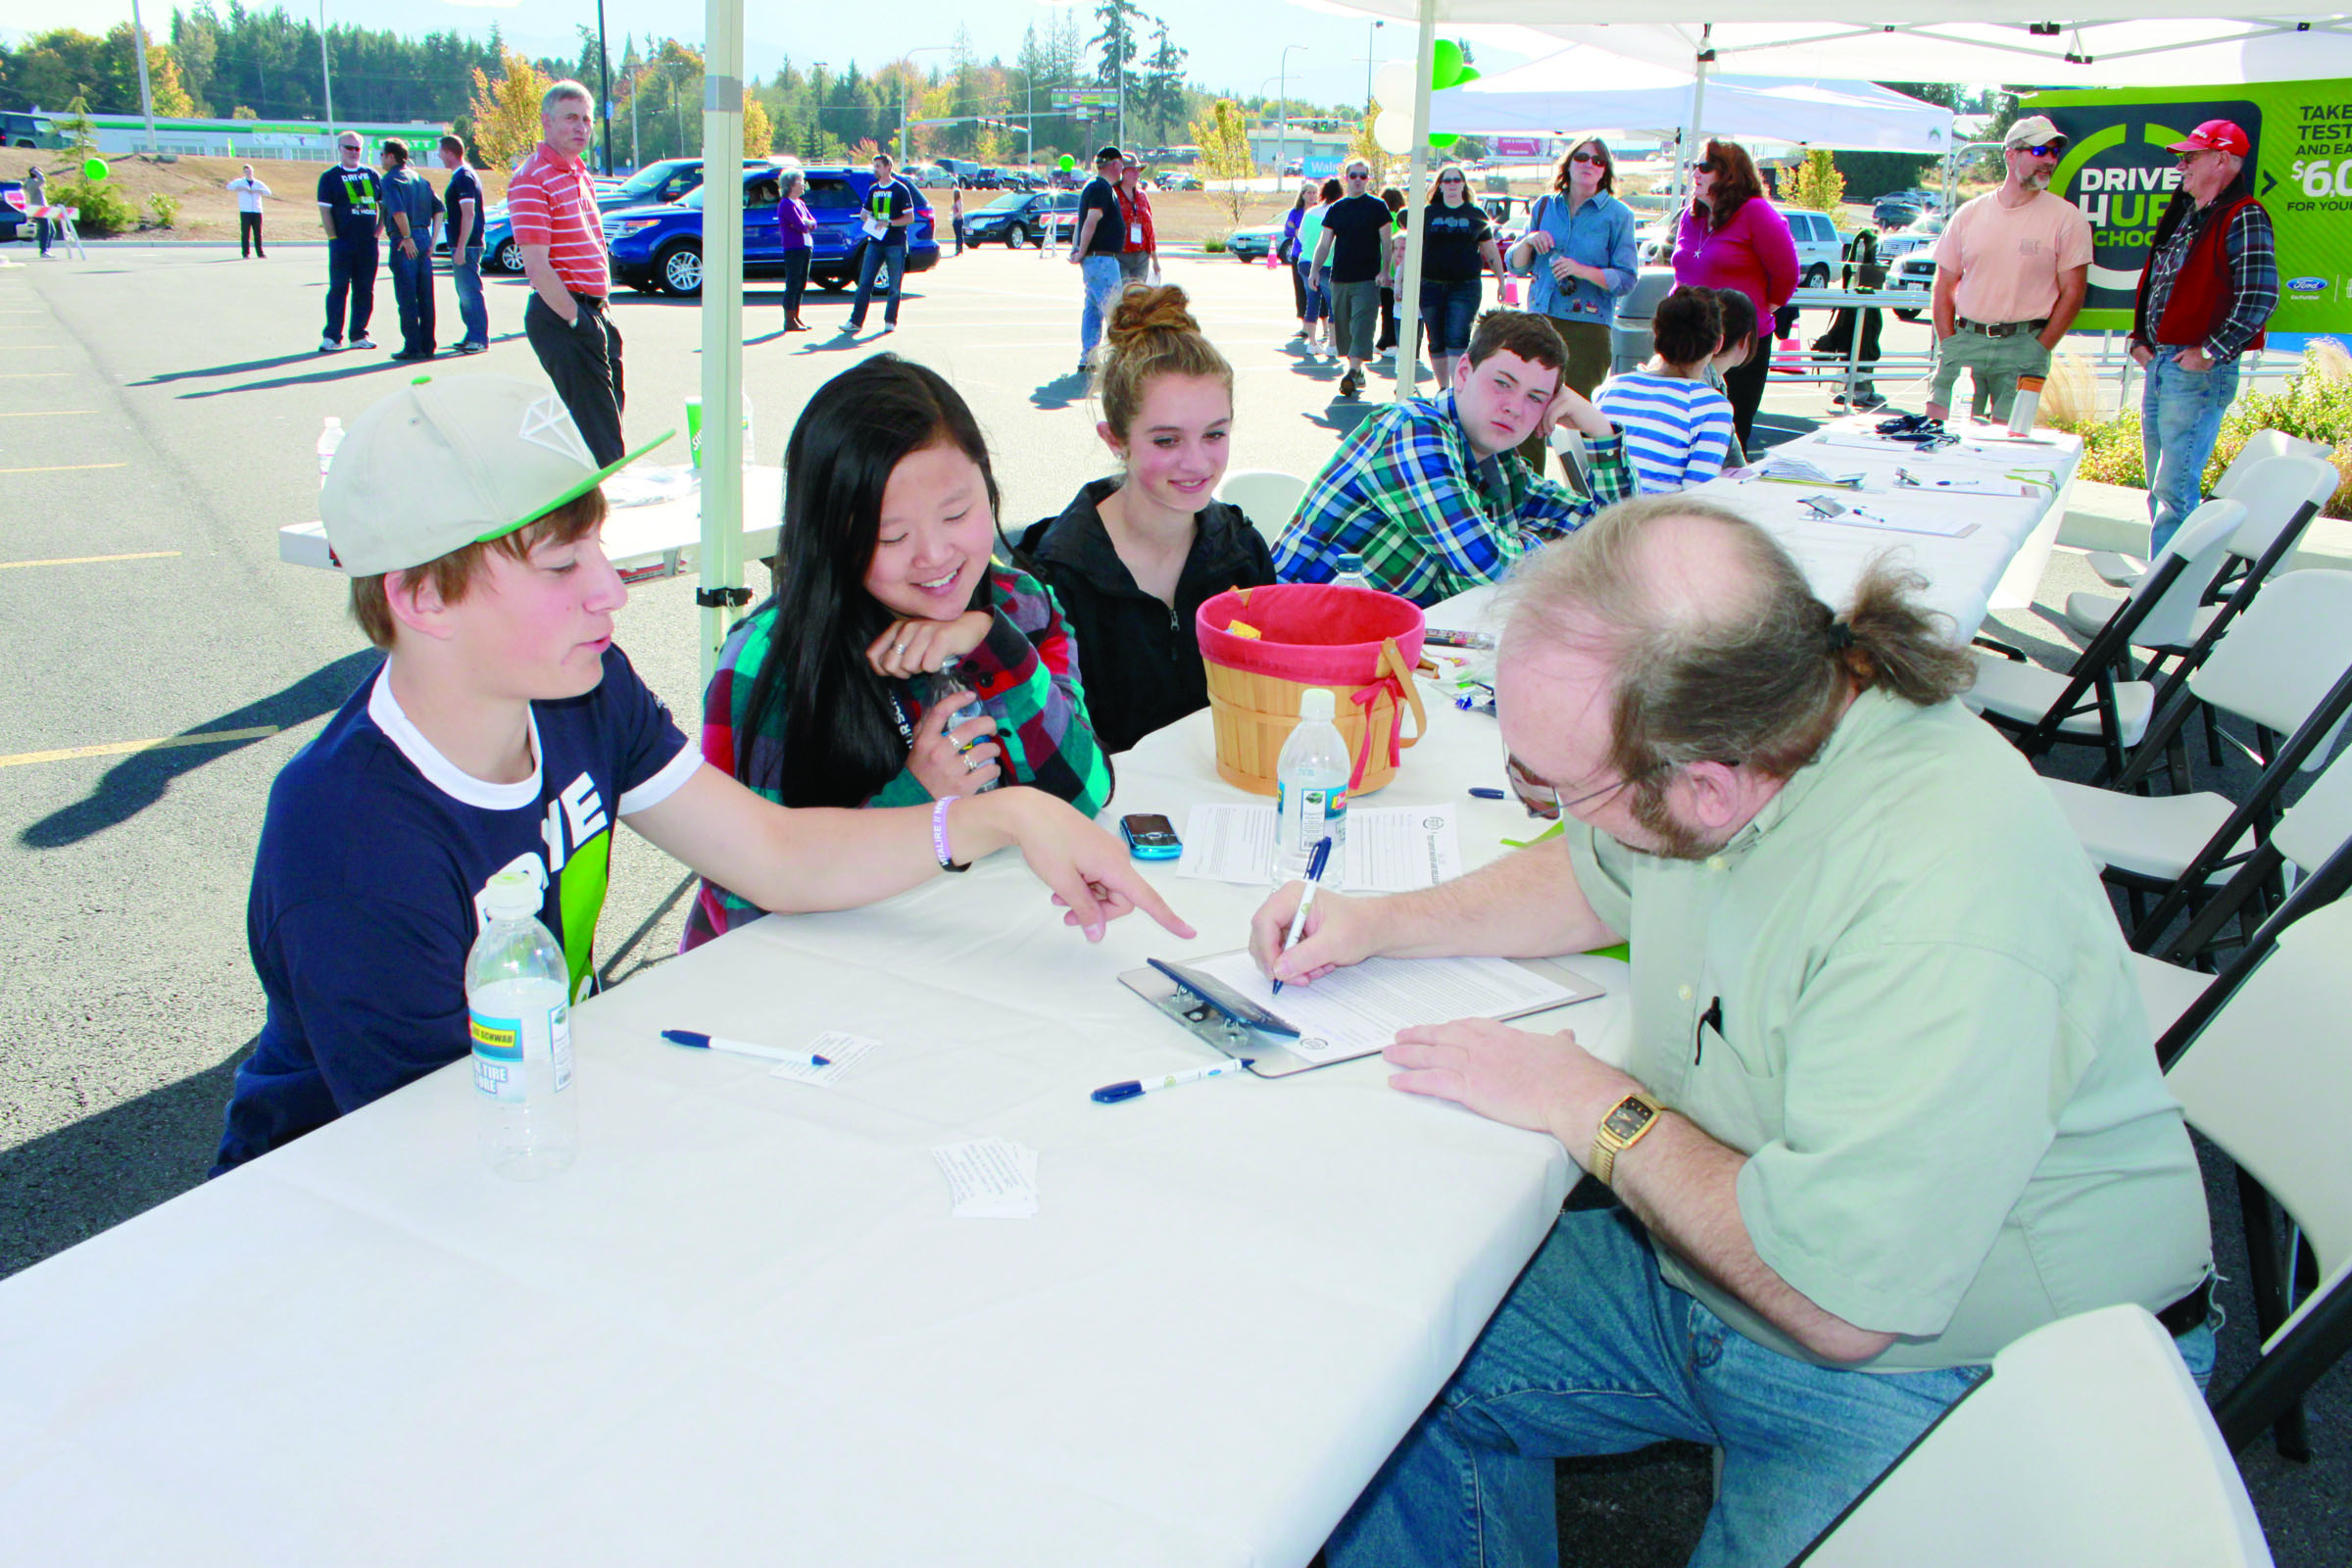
[316, 416, 343, 489]
[1333, 553, 1372, 593]
[466, 863, 577, 1180]
[923, 658, 999, 793]
[1272, 687, 1349, 890]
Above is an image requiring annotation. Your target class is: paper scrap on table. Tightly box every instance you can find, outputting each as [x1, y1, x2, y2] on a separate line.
[933, 1137, 1040, 1219]
[1189, 949, 1585, 1066]
[769, 1030, 882, 1088]
[1177, 803, 1462, 892]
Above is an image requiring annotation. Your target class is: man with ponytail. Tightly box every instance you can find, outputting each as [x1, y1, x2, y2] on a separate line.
[1254, 497, 2214, 1567]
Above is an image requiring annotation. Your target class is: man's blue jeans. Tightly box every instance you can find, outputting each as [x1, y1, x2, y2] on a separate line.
[451, 245, 487, 348]
[848, 240, 904, 328]
[2142, 346, 2242, 557]
[386, 246, 434, 357]
[1079, 253, 1123, 358]
[1326, 1203, 2216, 1568]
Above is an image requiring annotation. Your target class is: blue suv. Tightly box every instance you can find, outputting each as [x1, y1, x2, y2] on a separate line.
[606, 166, 937, 297]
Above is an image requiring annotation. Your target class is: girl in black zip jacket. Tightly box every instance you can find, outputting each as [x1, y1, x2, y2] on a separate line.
[1016, 284, 1278, 756]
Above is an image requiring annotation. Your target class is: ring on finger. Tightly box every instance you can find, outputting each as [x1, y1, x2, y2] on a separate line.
[893, 639, 909, 654]
[962, 753, 981, 772]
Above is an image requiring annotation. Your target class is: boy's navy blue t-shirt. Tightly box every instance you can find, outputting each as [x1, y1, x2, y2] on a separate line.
[215, 648, 697, 1175]
[316, 164, 381, 244]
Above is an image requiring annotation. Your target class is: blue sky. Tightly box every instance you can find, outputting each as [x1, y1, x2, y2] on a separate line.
[3, 0, 1527, 117]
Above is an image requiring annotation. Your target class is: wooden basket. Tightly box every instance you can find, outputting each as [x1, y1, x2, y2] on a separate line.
[1203, 635, 1426, 797]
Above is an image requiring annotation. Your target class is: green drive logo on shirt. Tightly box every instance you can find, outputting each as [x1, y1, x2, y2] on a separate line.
[867, 184, 895, 222]
[335, 168, 378, 218]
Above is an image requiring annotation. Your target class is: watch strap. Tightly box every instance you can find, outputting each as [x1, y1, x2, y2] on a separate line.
[1590, 1092, 1663, 1188]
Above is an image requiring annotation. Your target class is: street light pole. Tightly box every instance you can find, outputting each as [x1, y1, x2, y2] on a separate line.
[595, 0, 613, 174]
[129, 0, 157, 152]
[318, 0, 334, 133]
[899, 45, 956, 165]
[1365, 19, 1383, 116]
[1277, 43, 1304, 177]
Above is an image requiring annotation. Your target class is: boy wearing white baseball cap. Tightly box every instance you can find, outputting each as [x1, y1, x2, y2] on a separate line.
[214, 376, 1191, 1173]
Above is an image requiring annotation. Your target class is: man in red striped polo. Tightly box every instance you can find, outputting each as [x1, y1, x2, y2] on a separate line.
[513, 81, 626, 465]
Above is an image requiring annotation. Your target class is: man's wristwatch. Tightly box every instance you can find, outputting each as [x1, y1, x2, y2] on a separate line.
[1589, 1092, 1664, 1187]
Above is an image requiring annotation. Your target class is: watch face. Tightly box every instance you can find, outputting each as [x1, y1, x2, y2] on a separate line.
[1603, 1098, 1657, 1140]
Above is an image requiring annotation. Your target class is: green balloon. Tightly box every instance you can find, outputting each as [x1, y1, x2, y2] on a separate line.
[1429, 132, 1460, 150]
[1058, 154, 1076, 172]
[1452, 66, 1481, 86]
[82, 157, 109, 182]
[1431, 39, 1464, 88]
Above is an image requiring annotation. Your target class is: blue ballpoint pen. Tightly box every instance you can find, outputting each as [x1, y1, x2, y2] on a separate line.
[1271, 835, 1334, 996]
[661, 1029, 831, 1068]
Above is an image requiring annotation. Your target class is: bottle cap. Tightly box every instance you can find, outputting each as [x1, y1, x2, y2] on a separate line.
[1298, 688, 1336, 722]
[1336, 553, 1364, 573]
[481, 863, 544, 920]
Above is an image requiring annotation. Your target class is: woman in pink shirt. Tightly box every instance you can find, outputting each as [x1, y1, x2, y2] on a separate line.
[1672, 139, 1798, 450]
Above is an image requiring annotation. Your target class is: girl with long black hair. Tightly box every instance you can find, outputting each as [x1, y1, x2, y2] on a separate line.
[684, 355, 1113, 950]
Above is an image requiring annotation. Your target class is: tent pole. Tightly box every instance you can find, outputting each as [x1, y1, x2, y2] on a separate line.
[1395, 0, 1437, 403]
[1682, 24, 1711, 204]
[698, 0, 748, 685]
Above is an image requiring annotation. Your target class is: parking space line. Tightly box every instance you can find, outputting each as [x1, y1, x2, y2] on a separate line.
[0, 462, 126, 474]
[0, 410, 97, 417]
[0, 550, 180, 571]
[0, 371, 72, 377]
[0, 725, 279, 769]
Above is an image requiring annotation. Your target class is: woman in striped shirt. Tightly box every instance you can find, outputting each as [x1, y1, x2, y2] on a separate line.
[1595, 286, 1740, 494]
[683, 356, 1113, 950]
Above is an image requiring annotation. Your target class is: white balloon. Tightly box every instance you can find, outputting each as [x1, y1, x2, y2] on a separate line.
[1373, 109, 1415, 156]
[1372, 59, 1417, 112]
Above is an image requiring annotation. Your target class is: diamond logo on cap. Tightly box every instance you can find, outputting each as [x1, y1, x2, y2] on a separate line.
[517, 392, 593, 466]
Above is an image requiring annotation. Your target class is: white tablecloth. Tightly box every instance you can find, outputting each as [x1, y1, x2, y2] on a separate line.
[0, 694, 1618, 1566]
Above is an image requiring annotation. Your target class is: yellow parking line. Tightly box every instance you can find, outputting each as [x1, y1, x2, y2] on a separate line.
[0, 550, 179, 570]
[0, 462, 125, 474]
[0, 725, 279, 769]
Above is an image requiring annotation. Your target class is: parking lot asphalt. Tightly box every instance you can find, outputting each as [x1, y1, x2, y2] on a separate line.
[1, 241, 2338, 1566]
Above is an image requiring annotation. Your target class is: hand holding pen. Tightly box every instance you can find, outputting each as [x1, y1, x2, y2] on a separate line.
[1271, 836, 1333, 996]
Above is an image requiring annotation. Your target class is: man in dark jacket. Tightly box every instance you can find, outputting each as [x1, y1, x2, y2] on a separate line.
[1018, 481, 1276, 755]
[2128, 120, 2278, 554]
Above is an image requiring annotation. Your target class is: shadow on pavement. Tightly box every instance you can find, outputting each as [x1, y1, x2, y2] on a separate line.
[0, 1054, 238, 1281]
[1303, 401, 1380, 440]
[133, 331, 530, 390]
[1031, 369, 1091, 411]
[19, 649, 380, 850]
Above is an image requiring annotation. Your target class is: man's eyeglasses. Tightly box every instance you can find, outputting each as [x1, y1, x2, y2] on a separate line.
[1504, 753, 1653, 821]
[1346, 172, 1371, 180]
[1569, 152, 1604, 166]
[2015, 143, 2063, 159]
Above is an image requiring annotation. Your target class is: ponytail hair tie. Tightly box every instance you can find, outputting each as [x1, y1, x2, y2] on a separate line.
[1826, 620, 1856, 654]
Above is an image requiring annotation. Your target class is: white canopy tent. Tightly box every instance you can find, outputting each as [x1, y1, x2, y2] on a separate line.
[1432, 47, 1955, 151]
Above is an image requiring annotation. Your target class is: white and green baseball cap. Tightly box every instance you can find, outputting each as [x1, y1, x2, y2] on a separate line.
[320, 374, 672, 575]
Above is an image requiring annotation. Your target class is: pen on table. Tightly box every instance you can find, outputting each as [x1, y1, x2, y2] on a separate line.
[1469, 786, 1508, 801]
[1272, 834, 1334, 996]
[660, 1029, 831, 1068]
[1093, 1057, 1255, 1103]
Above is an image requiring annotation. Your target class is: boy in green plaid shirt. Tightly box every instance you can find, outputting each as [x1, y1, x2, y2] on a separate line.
[1273, 311, 1633, 607]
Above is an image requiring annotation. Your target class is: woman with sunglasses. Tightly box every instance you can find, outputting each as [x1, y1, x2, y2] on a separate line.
[1417, 163, 1507, 390]
[1504, 136, 1639, 471]
[1277, 179, 1318, 341]
[1671, 139, 1799, 453]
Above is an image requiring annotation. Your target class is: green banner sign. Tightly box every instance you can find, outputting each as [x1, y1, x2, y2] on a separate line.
[2027, 77, 2352, 342]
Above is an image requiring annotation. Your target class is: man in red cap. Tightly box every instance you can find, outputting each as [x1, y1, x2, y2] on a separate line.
[2129, 119, 2278, 553]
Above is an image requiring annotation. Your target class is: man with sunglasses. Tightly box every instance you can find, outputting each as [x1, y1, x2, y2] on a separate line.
[1926, 116, 2092, 424]
[315, 132, 381, 353]
[1257, 497, 2213, 1567]
[1308, 160, 1396, 399]
[2129, 120, 2278, 555]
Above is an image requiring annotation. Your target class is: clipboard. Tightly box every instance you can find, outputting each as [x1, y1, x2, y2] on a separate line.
[1119, 951, 1606, 1078]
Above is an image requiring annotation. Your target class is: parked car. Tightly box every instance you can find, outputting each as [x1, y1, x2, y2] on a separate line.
[1889, 252, 1935, 321]
[1873, 198, 1924, 230]
[0, 180, 22, 243]
[1875, 213, 1944, 262]
[1880, 187, 1946, 215]
[1159, 170, 1202, 192]
[960, 190, 1059, 247]
[1784, 208, 1846, 289]
[480, 157, 771, 272]
[1, 112, 63, 149]
[605, 164, 938, 297]
[1226, 220, 1283, 262]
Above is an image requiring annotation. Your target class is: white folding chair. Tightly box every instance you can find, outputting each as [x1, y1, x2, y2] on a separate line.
[1213, 468, 1308, 545]
[2042, 570, 2352, 916]
[2133, 761, 2352, 1046]
[2164, 896, 2352, 1459]
[1792, 1305, 2274, 1568]
[1966, 499, 2243, 779]
[2064, 455, 2340, 646]
[2089, 430, 2336, 589]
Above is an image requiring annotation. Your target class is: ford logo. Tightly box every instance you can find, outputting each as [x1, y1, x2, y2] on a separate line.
[2285, 275, 2328, 294]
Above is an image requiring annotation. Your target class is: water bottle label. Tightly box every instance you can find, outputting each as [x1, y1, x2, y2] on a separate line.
[1279, 782, 1348, 846]
[470, 999, 571, 1102]
[469, 1010, 525, 1104]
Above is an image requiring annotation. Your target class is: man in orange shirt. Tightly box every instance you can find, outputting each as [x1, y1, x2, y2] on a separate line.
[1926, 116, 2091, 424]
[512, 81, 625, 464]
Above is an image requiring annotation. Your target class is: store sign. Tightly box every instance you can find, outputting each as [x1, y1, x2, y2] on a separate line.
[2029, 78, 2351, 339]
